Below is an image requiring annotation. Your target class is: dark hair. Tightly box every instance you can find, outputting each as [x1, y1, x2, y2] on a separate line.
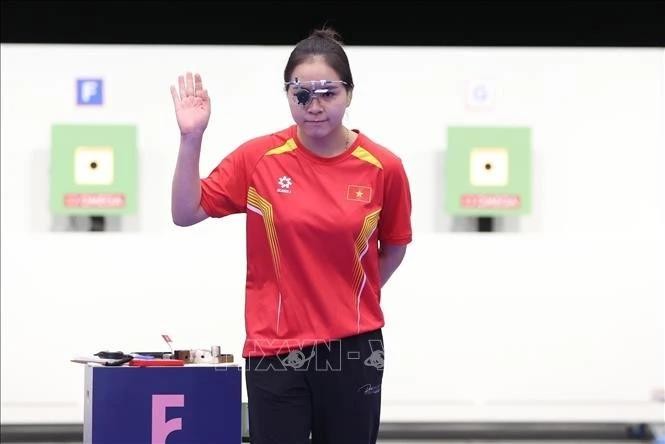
[283, 27, 354, 91]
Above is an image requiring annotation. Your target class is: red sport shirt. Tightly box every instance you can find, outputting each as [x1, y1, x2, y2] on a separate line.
[200, 125, 412, 357]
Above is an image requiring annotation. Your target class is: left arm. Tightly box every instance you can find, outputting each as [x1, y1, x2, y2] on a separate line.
[379, 242, 407, 287]
[378, 156, 412, 288]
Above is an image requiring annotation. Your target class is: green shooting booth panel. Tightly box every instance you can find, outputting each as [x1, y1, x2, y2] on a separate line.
[50, 124, 138, 216]
[445, 126, 531, 217]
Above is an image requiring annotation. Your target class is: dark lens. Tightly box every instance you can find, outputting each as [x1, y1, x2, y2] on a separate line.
[295, 89, 311, 106]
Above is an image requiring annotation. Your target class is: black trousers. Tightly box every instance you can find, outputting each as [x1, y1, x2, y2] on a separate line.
[245, 329, 384, 444]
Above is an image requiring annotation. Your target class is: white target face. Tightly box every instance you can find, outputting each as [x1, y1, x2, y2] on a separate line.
[469, 147, 508, 187]
[74, 146, 114, 185]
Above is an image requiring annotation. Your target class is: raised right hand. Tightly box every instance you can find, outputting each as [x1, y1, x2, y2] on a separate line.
[170, 72, 211, 137]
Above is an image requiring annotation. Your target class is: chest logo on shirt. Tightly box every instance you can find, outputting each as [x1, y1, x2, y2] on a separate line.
[347, 185, 372, 203]
[277, 175, 293, 194]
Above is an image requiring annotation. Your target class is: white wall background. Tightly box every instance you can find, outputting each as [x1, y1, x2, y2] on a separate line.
[1, 44, 663, 424]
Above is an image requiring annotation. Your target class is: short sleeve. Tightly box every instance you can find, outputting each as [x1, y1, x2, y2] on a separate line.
[378, 159, 413, 244]
[200, 147, 251, 218]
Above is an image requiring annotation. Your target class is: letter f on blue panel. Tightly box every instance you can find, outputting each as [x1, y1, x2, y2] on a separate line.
[77, 79, 104, 105]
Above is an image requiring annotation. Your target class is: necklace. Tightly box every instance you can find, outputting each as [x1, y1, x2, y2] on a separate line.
[297, 126, 351, 157]
[344, 127, 351, 149]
